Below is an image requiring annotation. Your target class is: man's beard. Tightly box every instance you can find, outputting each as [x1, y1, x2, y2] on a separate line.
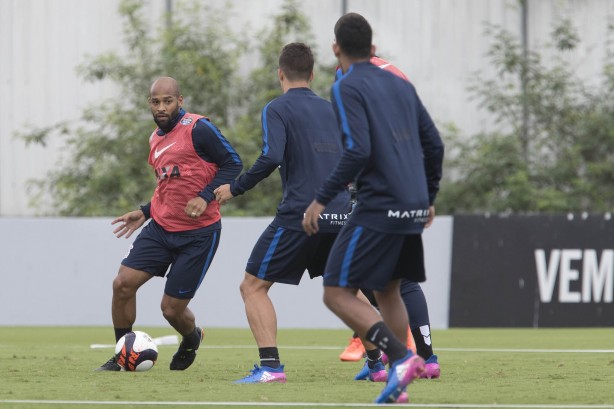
[153, 111, 177, 132]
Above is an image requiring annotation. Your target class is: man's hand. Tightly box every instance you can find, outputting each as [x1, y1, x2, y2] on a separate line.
[213, 184, 234, 205]
[185, 196, 208, 220]
[112, 210, 147, 238]
[303, 200, 325, 236]
[425, 205, 435, 228]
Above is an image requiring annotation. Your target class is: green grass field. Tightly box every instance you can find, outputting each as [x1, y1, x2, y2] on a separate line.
[0, 327, 612, 408]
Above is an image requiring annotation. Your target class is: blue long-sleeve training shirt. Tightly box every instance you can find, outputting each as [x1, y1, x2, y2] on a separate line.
[316, 61, 444, 234]
[231, 87, 351, 232]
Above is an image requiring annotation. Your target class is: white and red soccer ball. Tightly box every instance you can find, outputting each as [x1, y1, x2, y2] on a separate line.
[114, 331, 158, 371]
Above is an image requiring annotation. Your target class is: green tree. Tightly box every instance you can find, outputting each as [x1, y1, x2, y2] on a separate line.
[20, 0, 243, 216]
[222, 0, 336, 216]
[438, 17, 614, 214]
[20, 0, 333, 217]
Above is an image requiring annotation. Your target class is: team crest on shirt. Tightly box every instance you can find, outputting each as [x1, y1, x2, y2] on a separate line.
[180, 117, 193, 125]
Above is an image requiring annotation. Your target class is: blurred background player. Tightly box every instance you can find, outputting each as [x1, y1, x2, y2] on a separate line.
[214, 43, 351, 383]
[339, 56, 440, 381]
[95, 76, 242, 372]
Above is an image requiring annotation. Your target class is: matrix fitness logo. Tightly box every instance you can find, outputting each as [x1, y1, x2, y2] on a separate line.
[318, 213, 348, 226]
[387, 208, 430, 223]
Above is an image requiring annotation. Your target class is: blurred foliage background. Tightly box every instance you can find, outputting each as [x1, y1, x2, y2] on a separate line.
[19, 0, 614, 216]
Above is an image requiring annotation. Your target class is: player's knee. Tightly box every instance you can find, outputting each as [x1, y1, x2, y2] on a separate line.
[323, 287, 355, 313]
[239, 279, 249, 300]
[239, 274, 267, 300]
[112, 275, 135, 298]
[322, 290, 338, 312]
[160, 302, 180, 322]
[160, 306, 174, 322]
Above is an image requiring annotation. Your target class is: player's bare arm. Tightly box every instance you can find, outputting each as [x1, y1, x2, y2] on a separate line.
[302, 200, 325, 236]
[111, 210, 146, 239]
[185, 196, 208, 219]
[213, 184, 234, 205]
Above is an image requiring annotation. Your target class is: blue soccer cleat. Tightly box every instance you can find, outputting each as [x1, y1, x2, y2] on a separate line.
[421, 354, 441, 379]
[234, 364, 287, 384]
[374, 352, 425, 404]
[354, 359, 387, 382]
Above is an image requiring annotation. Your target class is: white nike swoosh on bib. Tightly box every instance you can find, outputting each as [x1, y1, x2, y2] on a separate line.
[154, 142, 176, 159]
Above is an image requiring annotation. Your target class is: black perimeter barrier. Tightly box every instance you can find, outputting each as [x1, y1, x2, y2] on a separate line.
[449, 214, 614, 327]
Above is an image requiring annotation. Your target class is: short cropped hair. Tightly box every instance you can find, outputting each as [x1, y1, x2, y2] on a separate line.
[334, 13, 372, 59]
[278, 42, 314, 82]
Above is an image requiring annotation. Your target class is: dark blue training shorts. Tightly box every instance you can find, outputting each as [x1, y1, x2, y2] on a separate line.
[323, 223, 425, 291]
[121, 219, 220, 299]
[246, 224, 337, 285]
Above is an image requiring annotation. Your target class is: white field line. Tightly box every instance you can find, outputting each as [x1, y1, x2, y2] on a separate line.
[203, 345, 614, 353]
[86, 342, 614, 353]
[434, 347, 614, 353]
[2, 400, 614, 408]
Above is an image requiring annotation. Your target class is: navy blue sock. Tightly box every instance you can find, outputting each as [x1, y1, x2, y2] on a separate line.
[401, 280, 431, 329]
[412, 326, 434, 360]
[401, 280, 434, 360]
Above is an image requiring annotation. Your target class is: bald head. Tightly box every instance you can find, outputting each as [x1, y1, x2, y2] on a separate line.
[148, 76, 183, 131]
[150, 76, 181, 97]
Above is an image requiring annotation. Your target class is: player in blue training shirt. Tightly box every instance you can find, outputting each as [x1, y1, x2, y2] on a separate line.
[338, 57, 441, 382]
[303, 13, 444, 404]
[214, 42, 351, 383]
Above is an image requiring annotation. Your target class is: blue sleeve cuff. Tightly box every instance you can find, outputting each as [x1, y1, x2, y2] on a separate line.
[199, 191, 215, 203]
[140, 203, 151, 220]
[230, 179, 245, 196]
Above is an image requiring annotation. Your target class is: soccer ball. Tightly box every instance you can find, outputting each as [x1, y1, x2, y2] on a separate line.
[114, 331, 158, 371]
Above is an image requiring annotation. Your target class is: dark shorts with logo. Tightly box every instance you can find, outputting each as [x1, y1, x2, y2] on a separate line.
[246, 223, 337, 284]
[323, 223, 425, 291]
[121, 219, 221, 299]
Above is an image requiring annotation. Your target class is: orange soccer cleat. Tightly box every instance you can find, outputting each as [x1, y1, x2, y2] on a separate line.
[407, 327, 417, 354]
[339, 336, 366, 361]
